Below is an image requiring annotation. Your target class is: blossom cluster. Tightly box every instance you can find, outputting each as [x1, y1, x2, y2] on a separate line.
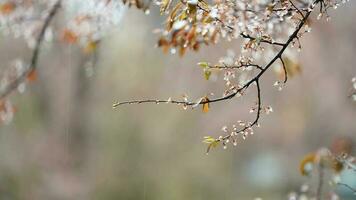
[146, 0, 348, 152]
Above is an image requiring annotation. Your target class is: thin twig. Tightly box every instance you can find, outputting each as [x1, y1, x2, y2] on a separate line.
[337, 182, 356, 194]
[207, 63, 263, 71]
[217, 80, 262, 142]
[289, 0, 305, 18]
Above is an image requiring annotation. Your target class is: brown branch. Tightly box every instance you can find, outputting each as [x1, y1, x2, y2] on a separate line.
[114, 3, 313, 108]
[114, 0, 318, 150]
[113, 0, 325, 152]
[0, 0, 61, 100]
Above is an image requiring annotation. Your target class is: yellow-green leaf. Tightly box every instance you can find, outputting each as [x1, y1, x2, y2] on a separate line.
[198, 62, 209, 68]
[204, 69, 211, 80]
[203, 136, 219, 153]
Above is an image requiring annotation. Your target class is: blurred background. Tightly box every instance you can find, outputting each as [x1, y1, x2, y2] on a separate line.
[0, 3, 355, 200]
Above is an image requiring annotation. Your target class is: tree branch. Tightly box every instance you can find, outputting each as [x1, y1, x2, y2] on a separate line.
[0, 0, 61, 100]
[114, 6, 312, 108]
[207, 63, 263, 71]
[218, 79, 262, 143]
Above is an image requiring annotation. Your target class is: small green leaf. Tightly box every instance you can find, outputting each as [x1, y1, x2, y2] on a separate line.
[204, 69, 211, 80]
[203, 136, 219, 153]
[203, 136, 215, 143]
[198, 62, 209, 68]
